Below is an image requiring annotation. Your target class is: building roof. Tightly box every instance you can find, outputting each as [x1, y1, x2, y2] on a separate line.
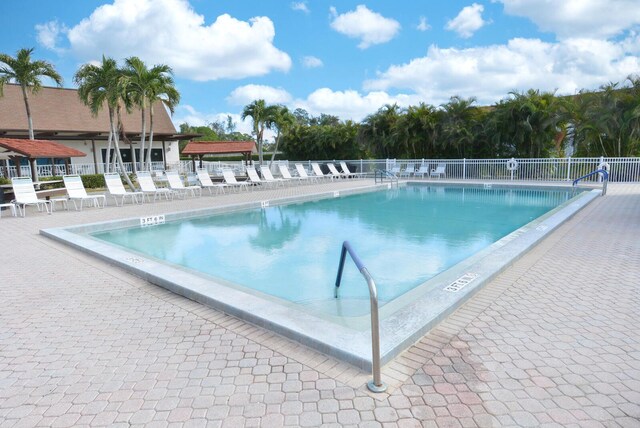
[182, 141, 257, 156]
[0, 84, 192, 141]
[0, 138, 86, 159]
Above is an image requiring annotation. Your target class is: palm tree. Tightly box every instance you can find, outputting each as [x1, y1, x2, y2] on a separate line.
[242, 99, 269, 164]
[144, 64, 179, 170]
[123, 57, 179, 171]
[74, 56, 135, 189]
[266, 105, 295, 167]
[0, 47, 63, 139]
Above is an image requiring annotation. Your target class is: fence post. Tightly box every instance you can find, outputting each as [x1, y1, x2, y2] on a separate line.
[566, 157, 571, 182]
[463, 158, 466, 180]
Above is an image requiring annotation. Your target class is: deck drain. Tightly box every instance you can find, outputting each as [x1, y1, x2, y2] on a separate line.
[444, 273, 479, 293]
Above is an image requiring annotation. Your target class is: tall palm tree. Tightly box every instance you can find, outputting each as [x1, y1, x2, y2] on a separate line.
[266, 105, 295, 167]
[74, 56, 135, 189]
[0, 47, 63, 139]
[145, 64, 179, 170]
[242, 99, 269, 164]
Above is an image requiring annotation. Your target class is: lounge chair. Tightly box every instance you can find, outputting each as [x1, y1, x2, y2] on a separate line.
[104, 172, 144, 206]
[430, 163, 447, 179]
[260, 166, 287, 187]
[63, 174, 106, 210]
[11, 177, 52, 216]
[196, 168, 227, 195]
[389, 165, 401, 176]
[311, 163, 332, 181]
[136, 171, 175, 201]
[222, 169, 250, 192]
[327, 163, 349, 179]
[246, 167, 265, 188]
[339, 161, 365, 179]
[295, 164, 318, 183]
[415, 164, 430, 179]
[400, 164, 415, 178]
[165, 170, 202, 198]
[279, 164, 306, 184]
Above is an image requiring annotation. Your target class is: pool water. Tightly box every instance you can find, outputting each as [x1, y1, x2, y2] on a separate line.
[93, 185, 578, 314]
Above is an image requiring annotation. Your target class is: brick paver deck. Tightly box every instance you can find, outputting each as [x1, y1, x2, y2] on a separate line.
[1, 181, 638, 427]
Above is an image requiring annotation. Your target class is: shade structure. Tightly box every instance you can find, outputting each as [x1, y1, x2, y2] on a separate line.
[182, 141, 256, 156]
[0, 138, 86, 159]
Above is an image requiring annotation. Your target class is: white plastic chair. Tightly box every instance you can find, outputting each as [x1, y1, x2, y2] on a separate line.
[415, 164, 430, 179]
[260, 166, 287, 187]
[339, 161, 364, 179]
[327, 163, 348, 179]
[63, 175, 106, 211]
[136, 171, 175, 201]
[279, 164, 306, 184]
[246, 167, 265, 188]
[311, 163, 332, 180]
[295, 164, 318, 183]
[165, 170, 202, 198]
[400, 164, 415, 178]
[11, 177, 52, 216]
[430, 163, 447, 179]
[222, 169, 250, 192]
[104, 172, 144, 206]
[196, 169, 226, 195]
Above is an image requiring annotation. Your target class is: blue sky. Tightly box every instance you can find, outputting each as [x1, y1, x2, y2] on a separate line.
[1, 0, 639, 138]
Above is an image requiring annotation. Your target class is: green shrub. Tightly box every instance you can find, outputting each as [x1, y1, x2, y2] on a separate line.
[0, 177, 9, 185]
[80, 174, 105, 189]
[39, 176, 65, 189]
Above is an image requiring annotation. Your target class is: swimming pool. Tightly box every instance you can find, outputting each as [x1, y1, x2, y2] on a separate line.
[42, 183, 599, 369]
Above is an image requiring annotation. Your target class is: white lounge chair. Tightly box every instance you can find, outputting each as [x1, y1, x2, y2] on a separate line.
[260, 166, 287, 187]
[104, 172, 144, 206]
[400, 164, 415, 178]
[11, 177, 51, 216]
[63, 175, 106, 210]
[295, 164, 318, 183]
[246, 167, 265, 188]
[415, 164, 430, 179]
[222, 169, 250, 192]
[311, 163, 332, 181]
[136, 171, 174, 201]
[165, 170, 201, 198]
[389, 165, 401, 176]
[327, 163, 349, 179]
[279, 164, 306, 184]
[430, 163, 447, 179]
[196, 169, 226, 195]
[339, 161, 365, 179]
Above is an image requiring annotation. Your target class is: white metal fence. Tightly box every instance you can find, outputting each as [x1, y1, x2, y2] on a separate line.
[2, 157, 639, 183]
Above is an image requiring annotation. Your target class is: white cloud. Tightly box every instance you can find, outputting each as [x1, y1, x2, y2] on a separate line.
[291, 2, 309, 13]
[302, 56, 323, 68]
[417, 16, 431, 32]
[173, 105, 278, 142]
[296, 88, 422, 121]
[35, 20, 68, 52]
[446, 3, 487, 38]
[227, 84, 293, 105]
[496, 0, 640, 39]
[330, 5, 401, 49]
[60, 0, 291, 81]
[365, 34, 640, 105]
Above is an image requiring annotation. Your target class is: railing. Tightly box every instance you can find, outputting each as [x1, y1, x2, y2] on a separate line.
[374, 169, 399, 187]
[573, 169, 609, 195]
[3, 157, 640, 182]
[334, 241, 387, 393]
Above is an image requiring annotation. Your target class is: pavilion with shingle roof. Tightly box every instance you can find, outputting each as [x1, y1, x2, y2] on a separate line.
[0, 138, 86, 181]
[182, 141, 257, 169]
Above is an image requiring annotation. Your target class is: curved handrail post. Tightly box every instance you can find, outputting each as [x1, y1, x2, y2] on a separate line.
[334, 240, 387, 393]
[572, 169, 609, 196]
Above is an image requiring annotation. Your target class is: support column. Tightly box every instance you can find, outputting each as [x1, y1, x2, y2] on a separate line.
[162, 141, 167, 170]
[29, 158, 37, 182]
[91, 139, 98, 174]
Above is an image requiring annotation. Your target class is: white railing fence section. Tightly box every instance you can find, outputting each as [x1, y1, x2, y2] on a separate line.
[1, 157, 639, 182]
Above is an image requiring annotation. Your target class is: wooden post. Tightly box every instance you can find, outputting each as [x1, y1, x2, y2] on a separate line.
[29, 158, 37, 182]
[10, 156, 21, 177]
[91, 139, 98, 173]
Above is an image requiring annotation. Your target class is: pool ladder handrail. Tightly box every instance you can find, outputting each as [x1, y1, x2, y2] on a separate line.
[374, 169, 399, 187]
[572, 169, 609, 195]
[334, 240, 387, 393]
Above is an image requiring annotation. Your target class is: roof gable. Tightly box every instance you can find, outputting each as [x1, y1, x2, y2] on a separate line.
[0, 138, 86, 159]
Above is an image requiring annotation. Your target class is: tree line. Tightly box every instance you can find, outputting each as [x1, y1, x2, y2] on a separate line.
[273, 76, 640, 161]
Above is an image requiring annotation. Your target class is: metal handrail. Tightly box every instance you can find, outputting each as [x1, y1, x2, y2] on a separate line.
[374, 169, 399, 187]
[572, 169, 609, 195]
[335, 241, 387, 393]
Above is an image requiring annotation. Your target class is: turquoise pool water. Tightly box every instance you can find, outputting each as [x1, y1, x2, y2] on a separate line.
[92, 185, 579, 313]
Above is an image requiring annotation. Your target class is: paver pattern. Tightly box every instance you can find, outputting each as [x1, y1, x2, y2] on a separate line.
[0, 180, 639, 427]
